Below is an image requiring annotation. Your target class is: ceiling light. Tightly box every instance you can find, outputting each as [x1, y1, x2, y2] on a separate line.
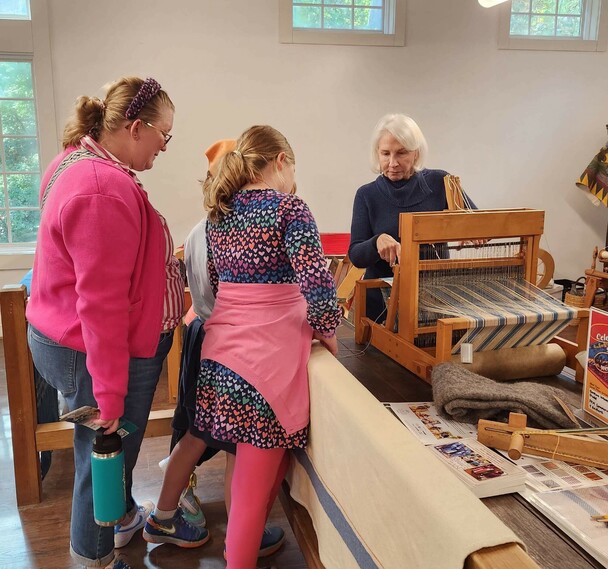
[478, 0, 509, 7]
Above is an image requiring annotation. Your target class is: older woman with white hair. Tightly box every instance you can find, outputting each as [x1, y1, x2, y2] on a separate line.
[348, 113, 474, 322]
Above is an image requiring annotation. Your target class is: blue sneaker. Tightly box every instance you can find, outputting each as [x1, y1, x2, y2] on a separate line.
[112, 556, 132, 569]
[179, 473, 207, 528]
[143, 508, 210, 548]
[114, 500, 154, 548]
[259, 526, 285, 557]
[224, 525, 286, 559]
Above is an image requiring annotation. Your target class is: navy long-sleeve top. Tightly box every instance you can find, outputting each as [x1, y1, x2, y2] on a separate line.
[348, 169, 462, 321]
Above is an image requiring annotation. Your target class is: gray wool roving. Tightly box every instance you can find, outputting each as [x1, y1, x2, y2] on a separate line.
[431, 362, 579, 429]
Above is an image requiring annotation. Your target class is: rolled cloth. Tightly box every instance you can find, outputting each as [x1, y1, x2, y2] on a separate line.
[432, 362, 579, 429]
[449, 343, 566, 380]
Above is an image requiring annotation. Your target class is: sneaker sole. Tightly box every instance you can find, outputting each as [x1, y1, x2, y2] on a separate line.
[179, 501, 207, 528]
[179, 494, 206, 527]
[258, 534, 286, 558]
[222, 534, 286, 560]
[142, 529, 210, 549]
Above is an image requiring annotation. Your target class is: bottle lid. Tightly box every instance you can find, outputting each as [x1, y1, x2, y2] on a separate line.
[93, 431, 122, 453]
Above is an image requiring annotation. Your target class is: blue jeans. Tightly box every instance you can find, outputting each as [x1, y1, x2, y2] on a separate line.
[28, 325, 173, 567]
[34, 365, 59, 478]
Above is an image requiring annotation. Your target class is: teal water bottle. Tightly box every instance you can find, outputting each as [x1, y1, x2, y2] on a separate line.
[91, 432, 126, 526]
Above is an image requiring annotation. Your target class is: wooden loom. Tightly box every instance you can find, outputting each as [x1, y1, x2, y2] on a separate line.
[354, 208, 589, 383]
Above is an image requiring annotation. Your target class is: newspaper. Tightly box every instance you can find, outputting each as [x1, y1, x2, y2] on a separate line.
[429, 438, 526, 499]
[384, 402, 524, 498]
[384, 402, 477, 444]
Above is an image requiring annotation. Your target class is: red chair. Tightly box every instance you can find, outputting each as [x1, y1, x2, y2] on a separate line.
[319, 233, 364, 318]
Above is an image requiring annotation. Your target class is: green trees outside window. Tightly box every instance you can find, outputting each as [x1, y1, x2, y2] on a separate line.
[511, 0, 586, 37]
[293, 0, 384, 31]
[0, 61, 40, 244]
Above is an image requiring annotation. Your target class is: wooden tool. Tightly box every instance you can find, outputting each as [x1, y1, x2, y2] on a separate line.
[477, 413, 608, 469]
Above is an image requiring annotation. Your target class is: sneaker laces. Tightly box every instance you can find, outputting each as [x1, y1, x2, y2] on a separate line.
[175, 507, 200, 531]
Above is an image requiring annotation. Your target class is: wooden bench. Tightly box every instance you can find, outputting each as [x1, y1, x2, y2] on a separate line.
[1, 284, 174, 507]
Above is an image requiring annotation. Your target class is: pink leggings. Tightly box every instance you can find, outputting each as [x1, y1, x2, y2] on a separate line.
[225, 443, 289, 569]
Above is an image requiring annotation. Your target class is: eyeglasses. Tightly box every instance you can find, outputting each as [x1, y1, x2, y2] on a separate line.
[142, 121, 172, 146]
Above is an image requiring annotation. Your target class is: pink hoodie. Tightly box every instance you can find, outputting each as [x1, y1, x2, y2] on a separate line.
[27, 148, 165, 420]
[201, 282, 314, 434]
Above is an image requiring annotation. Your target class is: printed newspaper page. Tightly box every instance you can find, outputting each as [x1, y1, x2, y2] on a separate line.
[384, 402, 477, 445]
[428, 438, 526, 498]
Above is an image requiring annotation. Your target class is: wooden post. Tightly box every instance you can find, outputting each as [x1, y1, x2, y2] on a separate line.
[1, 285, 41, 505]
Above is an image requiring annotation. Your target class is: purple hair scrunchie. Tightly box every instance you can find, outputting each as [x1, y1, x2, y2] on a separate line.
[124, 77, 161, 120]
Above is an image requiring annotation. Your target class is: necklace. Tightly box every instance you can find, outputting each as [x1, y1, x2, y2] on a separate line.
[240, 180, 272, 191]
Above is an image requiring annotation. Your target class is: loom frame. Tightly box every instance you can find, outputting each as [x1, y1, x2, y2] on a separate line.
[354, 209, 589, 383]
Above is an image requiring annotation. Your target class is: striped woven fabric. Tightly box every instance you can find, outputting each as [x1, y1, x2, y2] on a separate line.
[418, 277, 576, 354]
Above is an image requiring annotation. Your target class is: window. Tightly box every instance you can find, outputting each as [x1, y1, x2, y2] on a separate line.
[0, 61, 40, 243]
[0, 0, 30, 20]
[498, 0, 608, 50]
[279, 0, 406, 46]
[0, 0, 57, 249]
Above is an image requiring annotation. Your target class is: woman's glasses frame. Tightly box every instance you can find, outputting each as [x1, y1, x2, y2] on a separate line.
[142, 121, 172, 146]
[125, 120, 172, 146]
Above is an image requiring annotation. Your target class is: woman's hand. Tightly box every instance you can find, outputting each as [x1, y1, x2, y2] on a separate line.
[376, 234, 401, 267]
[456, 239, 488, 250]
[92, 417, 120, 434]
[313, 331, 338, 356]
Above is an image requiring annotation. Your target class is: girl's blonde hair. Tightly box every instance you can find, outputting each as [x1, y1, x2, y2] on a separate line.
[62, 76, 174, 149]
[204, 125, 295, 222]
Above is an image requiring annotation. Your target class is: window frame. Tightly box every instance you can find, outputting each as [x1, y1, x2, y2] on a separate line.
[498, 0, 608, 52]
[279, 0, 406, 47]
[0, 0, 57, 251]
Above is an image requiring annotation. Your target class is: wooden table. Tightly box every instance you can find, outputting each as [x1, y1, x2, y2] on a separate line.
[333, 324, 605, 569]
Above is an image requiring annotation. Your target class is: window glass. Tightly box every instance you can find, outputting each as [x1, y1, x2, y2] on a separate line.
[281, 0, 405, 48]
[10, 209, 39, 242]
[0, 0, 30, 20]
[294, 4, 322, 27]
[293, 0, 385, 32]
[0, 60, 41, 244]
[510, 0, 587, 37]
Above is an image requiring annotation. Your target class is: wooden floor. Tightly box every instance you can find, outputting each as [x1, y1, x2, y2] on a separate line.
[0, 323, 603, 569]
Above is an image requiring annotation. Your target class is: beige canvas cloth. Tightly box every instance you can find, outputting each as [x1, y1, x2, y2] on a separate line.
[286, 345, 524, 569]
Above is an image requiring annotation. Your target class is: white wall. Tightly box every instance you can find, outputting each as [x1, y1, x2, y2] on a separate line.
[40, 0, 608, 281]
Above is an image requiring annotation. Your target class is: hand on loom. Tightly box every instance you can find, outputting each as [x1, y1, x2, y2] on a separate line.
[376, 233, 401, 267]
[456, 238, 489, 250]
[313, 331, 338, 356]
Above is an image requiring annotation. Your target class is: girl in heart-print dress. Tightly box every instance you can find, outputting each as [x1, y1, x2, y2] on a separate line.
[151, 125, 341, 569]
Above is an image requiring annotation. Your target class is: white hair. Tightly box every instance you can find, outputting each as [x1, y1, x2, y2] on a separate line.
[370, 113, 428, 173]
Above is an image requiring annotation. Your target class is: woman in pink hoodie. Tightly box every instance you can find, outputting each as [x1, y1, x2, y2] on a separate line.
[27, 76, 185, 569]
